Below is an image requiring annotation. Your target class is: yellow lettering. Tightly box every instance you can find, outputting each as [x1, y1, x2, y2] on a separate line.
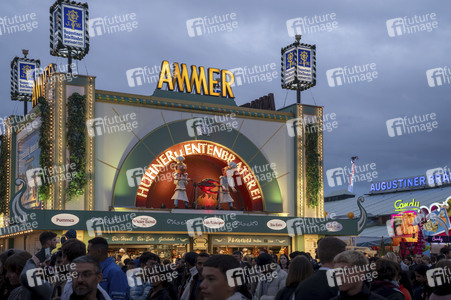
[221, 150, 229, 161]
[227, 154, 236, 163]
[247, 180, 257, 190]
[140, 177, 152, 188]
[159, 154, 169, 165]
[208, 68, 220, 96]
[157, 61, 174, 90]
[137, 187, 149, 198]
[173, 63, 192, 93]
[184, 144, 192, 156]
[243, 173, 253, 183]
[207, 144, 213, 155]
[250, 189, 260, 197]
[221, 69, 235, 98]
[213, 146, 222, 159]
[190, 65, 208, 95]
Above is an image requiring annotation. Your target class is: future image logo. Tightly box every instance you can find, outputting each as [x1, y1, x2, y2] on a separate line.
[186, 13, 238, 37]
[326, 63, 378, 87]
[386, 13, 438, 37]
[426, 267, 451, 287]
[325, 163, 377, 188]
[86, 113, 138, 137]
[426, 67, 451, 87]
[326, 263, 377, 287]
[386, 113, 438, 138]
[89, 13, 138, 37]
[286, 13, 338, 37]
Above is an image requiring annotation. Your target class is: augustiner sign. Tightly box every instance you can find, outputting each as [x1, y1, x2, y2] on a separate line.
[157, 60, 235, 99]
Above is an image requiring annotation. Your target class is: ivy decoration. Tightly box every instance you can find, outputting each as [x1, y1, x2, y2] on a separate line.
[66, 93, 87, 199]
[305, 123, 320, 207]
[38, 97, 52, 201]
[0, 135, 8, 214]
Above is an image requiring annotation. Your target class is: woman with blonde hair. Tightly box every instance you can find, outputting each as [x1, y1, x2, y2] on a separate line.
[275, 256, 313, 300]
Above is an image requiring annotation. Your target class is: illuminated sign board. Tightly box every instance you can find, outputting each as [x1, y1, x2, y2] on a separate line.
[156, 61, 235, 99]
[10, 57, 40, 101]
[281, 41, 316, 91]
[388, 211, 418, 240]
[135, 141, 262, 206]
[50, 0, 89, 59]
[394, 199, 420, 212]
[370, 171, 451, 194]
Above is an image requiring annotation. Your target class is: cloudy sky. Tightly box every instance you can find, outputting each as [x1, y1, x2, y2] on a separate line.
[1, 0, 450, 198]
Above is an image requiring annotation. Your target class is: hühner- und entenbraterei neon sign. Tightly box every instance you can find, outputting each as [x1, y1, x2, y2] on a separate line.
[156, 60, 235, 99]
[370, 171, 451, 193]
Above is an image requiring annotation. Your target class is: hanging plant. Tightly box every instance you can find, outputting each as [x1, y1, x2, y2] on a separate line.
[38, 97, 52, 201]
[66, 93, 87, 199]
[0, 135, 8, 214]
[305, 123, 320, 207]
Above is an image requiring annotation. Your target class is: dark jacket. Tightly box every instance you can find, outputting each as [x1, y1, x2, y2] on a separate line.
[70, 289, 109, 300]
[145, 284, 177, 300]
[275, 286, 296, 300]
[18, 259, 53, 300]
[293, 269, 339, 300]
[371, 280, 405, 300]
[330, 283, 387, 300]
[101, 256, 130, 300]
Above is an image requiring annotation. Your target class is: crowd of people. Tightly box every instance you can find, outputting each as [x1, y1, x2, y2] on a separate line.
[0, 231, 450, 299]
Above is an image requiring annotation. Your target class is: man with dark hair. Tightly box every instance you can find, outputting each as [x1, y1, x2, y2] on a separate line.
[370, 259, 404, 299]
[232, 251, 249, 268]
[293, 237, 347, 299]
[187, 252, 209, 300]
[254, 253, 287, 299]
[440, 245, 451, 259]
[130, 251, 160, 300]
[180, 251, 199, 300]
[70, 255, 111, 300]
[87, 237, 129, 300]
[412, 263, 432, 300]
[200, 255, 249, 300]
[35, 231, 58, 263]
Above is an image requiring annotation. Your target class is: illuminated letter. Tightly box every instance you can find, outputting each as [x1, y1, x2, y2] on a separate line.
[190, 65, 208, 95]
[221, 69, 235, 98]
[208, 68, 220, 96]
[157, 60, 174, 90]
[173, 63, 192, 93]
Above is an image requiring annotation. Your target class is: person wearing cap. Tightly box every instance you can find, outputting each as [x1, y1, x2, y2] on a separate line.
[61, 229, 77, 244]
[119, 249, 130, 265]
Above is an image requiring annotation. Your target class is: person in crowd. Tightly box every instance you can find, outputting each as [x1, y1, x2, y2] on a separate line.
[293, 237, 347, 299]
[61, 238, 110, 300]
[0, 249, 23, 299]
[61, 229, 77, 244]
[412, 263, 431, 300]
[162, 260, 171, 266]
[271, 254, 279, 265]
[87, 237, 129, 300]
[439, 246, 451, 260]
[259, 249, 268, 255]
[409, 254, 423, 271]
[435, 254, 446, 263]
[130, 251, 160, 300]
[5, 251, 32, 300]
[145, 268, 177, 300]
[200, 255, 250, 300]
[126, 260, 137, 271]
[383, 252, 398, 263]
[288, 251, 301, 260]
[180, 252, 199, 300]
[330, 250, 385, 300]
[420, 256, 432, 268]
[278, 254, 289, 272]
[70, 255, 111, 300]
[253, 252, 287, 299]
[185, 252, 209, 300]
[275, 256, 312, 300]
[119, 249, 130, 265]
[50, 250, 64, 269]
[370, 258, 405, 299]
[232, 251, 249, 268]
[429, 259, 451, 299]
[35, 231, 58, 264]
[399, 270, 413, 300]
